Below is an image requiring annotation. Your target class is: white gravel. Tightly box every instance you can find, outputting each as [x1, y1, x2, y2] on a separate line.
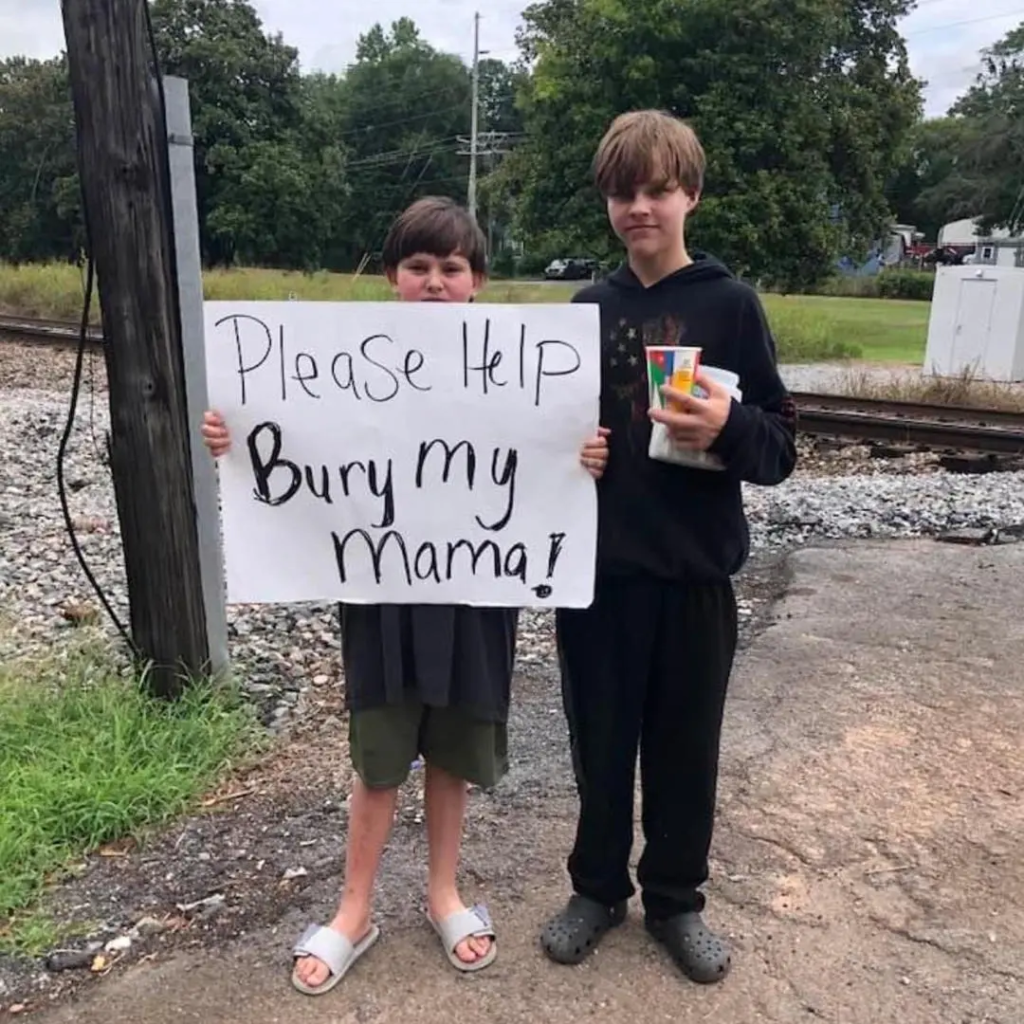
[779, 362, 913, 393]
[780, 360, 1024, 396]
[745, 472, 1024, 548]
[3, 348, 1024, 722]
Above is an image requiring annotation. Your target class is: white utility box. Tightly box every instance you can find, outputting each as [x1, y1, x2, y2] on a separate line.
[924, 265, 1024, 381]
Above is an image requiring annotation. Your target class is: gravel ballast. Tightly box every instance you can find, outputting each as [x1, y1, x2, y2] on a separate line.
[3, 345, 1024, 717]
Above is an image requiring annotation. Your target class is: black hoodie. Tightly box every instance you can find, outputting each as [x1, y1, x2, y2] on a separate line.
[573, 255, 797, 583]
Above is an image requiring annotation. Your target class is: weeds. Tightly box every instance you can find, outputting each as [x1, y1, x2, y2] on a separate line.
[836, 365, 1024, 411]
[0, 639, 259, 944]
[809, 269, 935, 302]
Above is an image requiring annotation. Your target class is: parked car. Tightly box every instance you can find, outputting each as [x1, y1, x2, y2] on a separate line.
[544, 257, 598, 280]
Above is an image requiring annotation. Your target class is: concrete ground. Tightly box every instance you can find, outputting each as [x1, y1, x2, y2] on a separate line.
[35, 540, 1024, 1024]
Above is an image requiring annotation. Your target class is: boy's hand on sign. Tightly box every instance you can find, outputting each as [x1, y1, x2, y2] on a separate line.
[650, 371, 732, 451]
[580, 427, 611, 479]
[201, 410, 232, 459]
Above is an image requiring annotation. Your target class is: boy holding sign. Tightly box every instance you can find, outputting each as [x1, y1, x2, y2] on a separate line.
[202, 197, 609, 994]
[540, 111, 797, 982]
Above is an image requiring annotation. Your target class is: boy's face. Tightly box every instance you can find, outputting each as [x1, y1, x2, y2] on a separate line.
[606, 182, 699, 262]
[387, 252, 484, 302]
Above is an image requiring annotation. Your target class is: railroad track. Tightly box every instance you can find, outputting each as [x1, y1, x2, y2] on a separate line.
[0, 313, 103, 345]
[2, 315, 1023, 455]
[793, 391, 1024, 456]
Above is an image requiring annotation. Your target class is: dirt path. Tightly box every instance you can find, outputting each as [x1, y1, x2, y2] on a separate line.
[21, 540, 1024, 1023]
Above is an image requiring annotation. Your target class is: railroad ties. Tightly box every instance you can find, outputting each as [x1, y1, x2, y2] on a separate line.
[793, 391, 1024, 471]
[0, 313, 104, 346]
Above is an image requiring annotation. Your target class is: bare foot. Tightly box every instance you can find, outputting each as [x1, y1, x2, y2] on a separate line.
[294, 902, 372, 989]
[429, 890, 493, 964]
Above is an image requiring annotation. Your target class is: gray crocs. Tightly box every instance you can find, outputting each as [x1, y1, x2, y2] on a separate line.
[645, 912, 732, 984]
[291, 922, 380, 995]
[428, 904, 497, 972]
[540, 895, 628, 965]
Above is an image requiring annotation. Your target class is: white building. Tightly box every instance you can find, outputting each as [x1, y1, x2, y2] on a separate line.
[938, 216, 1024, 268]
[925, 265, 1024, 381]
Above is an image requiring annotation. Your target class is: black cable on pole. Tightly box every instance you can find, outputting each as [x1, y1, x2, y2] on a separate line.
[55, 254, 139, 657]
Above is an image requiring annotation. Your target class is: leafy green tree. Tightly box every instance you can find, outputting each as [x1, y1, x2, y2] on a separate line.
[886, 117, 972, 241]
[150, 0, 348, 268]
[333, 19, 473, 267]
[923, 25, 1024, 234]
[0, 0, 353, 270]
[478, 58, 526, 136]
[504, 0, 920, 288]
[0, 56, 79, 262]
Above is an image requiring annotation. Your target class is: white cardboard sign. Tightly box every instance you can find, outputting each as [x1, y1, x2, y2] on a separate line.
[202, 300, 601, 608]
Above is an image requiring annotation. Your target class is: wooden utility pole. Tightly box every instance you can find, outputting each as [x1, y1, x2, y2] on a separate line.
[61, 0, 210, 697]
[468, 11, 481, 219]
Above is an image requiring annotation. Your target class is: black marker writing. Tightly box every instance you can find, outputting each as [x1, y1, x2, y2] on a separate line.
[478, 447, 517, 531]
[415, 438, 476, 488]
[333, 529, 411, 585]
[530, 532, 567, 599]
[359, 334, 424, 402]
[220, 313, 273, 406]
[460, 318, 582, 407]
[415, 438, 518, 532]
[277, 323, 286, 400]
[332, 531, 529, 585]
[532, 340, 581, 407]
[329, 351, 362, 399]
[545, 532, 566, 578]
[294, 351, 319, 398]
[247, 422, 394, 527]
[462, 318, 506, 394]
[216, 314, 432, 406]
[248, 422, 299, 505]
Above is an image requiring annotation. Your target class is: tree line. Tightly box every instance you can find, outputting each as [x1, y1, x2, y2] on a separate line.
[0, 0, 1020, 288]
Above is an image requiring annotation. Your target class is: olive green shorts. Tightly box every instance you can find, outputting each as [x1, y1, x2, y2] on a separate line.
[349, 698, 508, 790]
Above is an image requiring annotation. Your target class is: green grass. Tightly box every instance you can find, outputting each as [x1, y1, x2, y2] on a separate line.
[0, 262, 578, 317]
[0, 261, 98, 321]
[0, 262, 930, 364]
[200, 266, 579, 305]
[0, 642, 258, 953]
[762, 293, 929, 364]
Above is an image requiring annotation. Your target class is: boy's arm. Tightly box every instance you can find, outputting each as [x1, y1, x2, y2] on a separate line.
[707, 289, 797, 485]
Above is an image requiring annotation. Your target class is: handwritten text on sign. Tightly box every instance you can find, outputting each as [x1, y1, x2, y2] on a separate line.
[203, 301, 601, 607]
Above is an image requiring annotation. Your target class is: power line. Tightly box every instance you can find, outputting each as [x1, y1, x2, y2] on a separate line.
[906, 0, 965, 9]
[345, 136, 461, 170]
[338, 103, 468, 138]
[904, 9, 1024, 36]
[457, 131, 518, 157]
[346, 174, 471, 194]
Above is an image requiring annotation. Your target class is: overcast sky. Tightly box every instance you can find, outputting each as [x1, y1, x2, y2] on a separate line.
[2, 0, 1020, 117]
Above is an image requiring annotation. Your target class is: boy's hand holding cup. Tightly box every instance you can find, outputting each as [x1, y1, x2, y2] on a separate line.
[645, 347, 738, 469]
[652, 370, 731, 452]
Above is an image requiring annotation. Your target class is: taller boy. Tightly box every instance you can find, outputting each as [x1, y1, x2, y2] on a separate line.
[541, 111, 797, 982]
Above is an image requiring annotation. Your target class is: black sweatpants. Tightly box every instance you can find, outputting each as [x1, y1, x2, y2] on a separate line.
[555, 576, 737, 920]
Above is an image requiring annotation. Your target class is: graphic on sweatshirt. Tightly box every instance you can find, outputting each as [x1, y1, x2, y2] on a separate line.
[606, 314, 690, 428]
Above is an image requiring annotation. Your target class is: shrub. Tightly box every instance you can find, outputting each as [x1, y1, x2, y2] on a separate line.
[806, 269, 935, 302]
[875, 269, 935, 302]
